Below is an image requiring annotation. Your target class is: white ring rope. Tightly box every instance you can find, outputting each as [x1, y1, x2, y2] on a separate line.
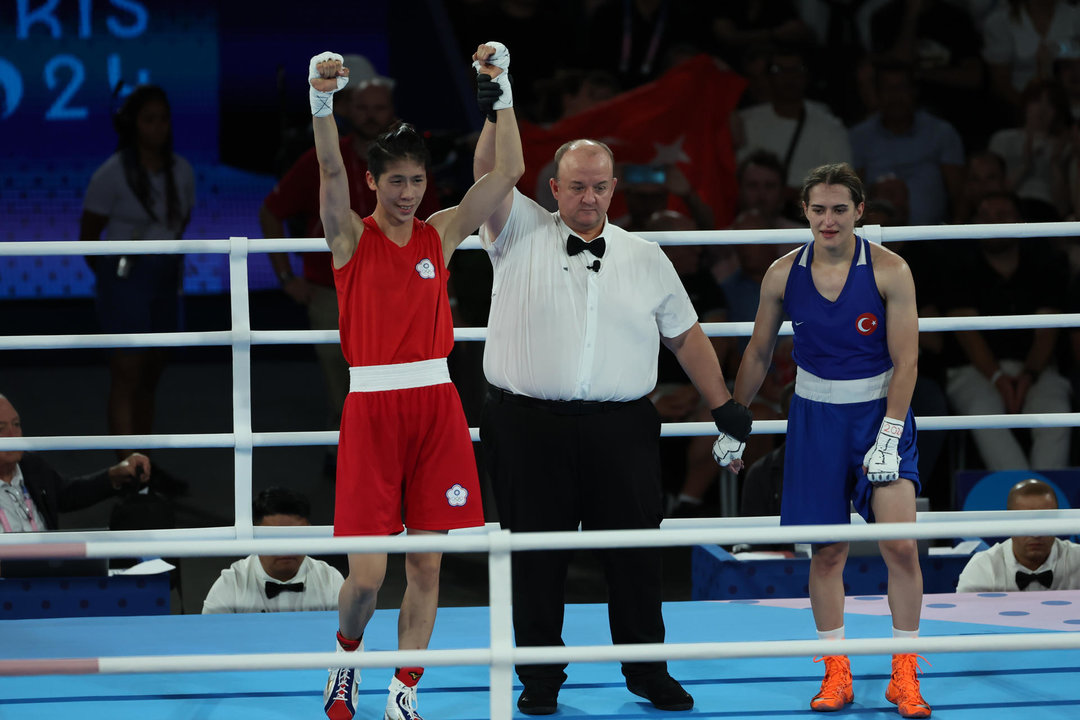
[0, 508, 1073, 546]
[0, 509, 1075, 548]
[1, 409, 1077, 456]
[1, 313, 1077, 350]
[4, 631, 1080, 679]
[12, 218, 1080, 254]
[2, 512, 1079, 557]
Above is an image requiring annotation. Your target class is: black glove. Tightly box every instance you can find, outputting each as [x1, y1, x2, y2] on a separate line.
[476, 72, 506, 123]
[711, 399, 752, 443]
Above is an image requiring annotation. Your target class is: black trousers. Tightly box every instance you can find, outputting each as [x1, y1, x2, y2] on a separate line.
[481, 386, 668, 687]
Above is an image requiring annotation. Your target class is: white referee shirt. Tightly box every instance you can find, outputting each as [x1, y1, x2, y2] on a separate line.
[956, 538, 1080, 593]
[201, 554, 344, 614]
[481, 189, 699, 402]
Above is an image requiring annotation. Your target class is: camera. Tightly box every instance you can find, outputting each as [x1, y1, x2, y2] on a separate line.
[622, 164, 666, 185]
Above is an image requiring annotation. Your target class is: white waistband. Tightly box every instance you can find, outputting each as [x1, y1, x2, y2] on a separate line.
[349, 358, 450, 392]
[794, 367, 892, 404]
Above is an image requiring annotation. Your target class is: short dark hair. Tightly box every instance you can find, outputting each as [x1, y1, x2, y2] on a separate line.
[367, 122, 430, 181]
[968, 149, 1006, 174]
[872, 59, 917, 87]
[1007, 478, 1058, 510]
[973, 190, 1022, 217]
[253, 487, 311, 524]
[737, 149, 785, 184]
[801, 162, 865, 206]
[1020, 78, 1073, 131]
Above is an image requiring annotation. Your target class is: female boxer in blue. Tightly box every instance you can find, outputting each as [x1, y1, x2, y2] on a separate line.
[732, 163, 929, 718]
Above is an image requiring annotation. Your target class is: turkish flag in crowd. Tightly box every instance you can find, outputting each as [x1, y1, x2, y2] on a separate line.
[518, 54, 747, 227]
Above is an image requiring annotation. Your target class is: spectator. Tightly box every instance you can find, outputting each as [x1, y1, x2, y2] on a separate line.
[259, 75, 440, 475]
[988, 78, 1074, 220]
[736, 45, 853, 198]
[982, 0, 1080, 112]
[717, 212, 795, 476]
[953, 150, 1009, 224]
[957, 478, 1080, 591]
[0, 394, 150, 532]
[642, 210, 731, 518]
[80, 84, 195, 461]
[850, 60, 965, 226]
[614, 163, 715, 232]
[710, 2, 813, 71]
[864, 177, 953, 509]
[734, 149, 806, 229]
[944, 192, 1072, 471]
[533, 68, 620, 126]
[1053, 38, 1080, 120]
[446, 0, 566, 122]
[202, 487, 344, 614]
[739, 381, 795, 521]
[585, 0, 712, 90]
[864, 0, 991, 150]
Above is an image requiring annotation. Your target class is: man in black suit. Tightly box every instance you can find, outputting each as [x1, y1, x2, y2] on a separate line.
[0, 394, 150, 532]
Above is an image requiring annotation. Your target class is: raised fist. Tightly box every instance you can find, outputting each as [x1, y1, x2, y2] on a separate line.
[308, 51, 349, 117]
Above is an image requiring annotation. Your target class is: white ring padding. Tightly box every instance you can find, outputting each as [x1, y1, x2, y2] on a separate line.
[3, 631, 1080, 678]
[3, 510, 1080, 557]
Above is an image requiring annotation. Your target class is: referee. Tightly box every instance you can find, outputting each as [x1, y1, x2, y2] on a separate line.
[471, 43, 752, 715]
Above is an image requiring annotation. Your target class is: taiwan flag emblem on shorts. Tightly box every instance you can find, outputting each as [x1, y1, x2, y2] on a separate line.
[446, 483, 468, 507]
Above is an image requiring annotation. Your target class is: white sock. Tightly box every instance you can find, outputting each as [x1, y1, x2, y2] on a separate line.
[817, 626, 845, 641]
[893, 627, 919, 639]
[676, 494, 702, 506]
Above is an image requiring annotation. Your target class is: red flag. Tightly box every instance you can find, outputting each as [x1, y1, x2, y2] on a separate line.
[518, 55, 747, 228]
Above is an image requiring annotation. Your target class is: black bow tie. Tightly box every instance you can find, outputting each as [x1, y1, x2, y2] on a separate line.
[265, 581, 305, 599]
[567, 235, 605, 258]
[1015, 570, 1053, 590]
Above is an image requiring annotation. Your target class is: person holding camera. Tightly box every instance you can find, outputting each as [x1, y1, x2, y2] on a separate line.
[0, 394, 151, 533]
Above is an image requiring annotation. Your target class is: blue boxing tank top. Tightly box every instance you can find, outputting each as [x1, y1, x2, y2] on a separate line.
[782, 236, 892, 381]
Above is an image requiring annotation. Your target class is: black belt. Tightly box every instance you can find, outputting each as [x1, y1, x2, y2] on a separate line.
[486, 386, 632, 416]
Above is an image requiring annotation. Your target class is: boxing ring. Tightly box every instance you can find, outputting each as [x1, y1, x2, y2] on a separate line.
[2, 223, 1080, 719]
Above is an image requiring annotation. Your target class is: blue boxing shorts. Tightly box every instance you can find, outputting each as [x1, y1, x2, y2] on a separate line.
[780, 393, 920, 527]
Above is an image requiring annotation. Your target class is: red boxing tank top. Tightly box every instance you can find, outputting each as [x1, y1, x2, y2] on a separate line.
[334, 216, 454, 366]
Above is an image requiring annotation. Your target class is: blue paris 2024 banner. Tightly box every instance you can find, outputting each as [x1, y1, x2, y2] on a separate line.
[1, 2, 391, 299]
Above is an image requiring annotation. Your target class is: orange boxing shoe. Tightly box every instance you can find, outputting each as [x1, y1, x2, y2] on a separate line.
[885, 654, 931, 718]
[810, 655, 854, 712]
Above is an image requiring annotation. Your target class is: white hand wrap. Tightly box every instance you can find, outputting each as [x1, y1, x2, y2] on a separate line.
[712, 433, 745, 468]
[863, 416, 904, 485]
[472, 41, 512, 110]
[309, 51, 349, 118]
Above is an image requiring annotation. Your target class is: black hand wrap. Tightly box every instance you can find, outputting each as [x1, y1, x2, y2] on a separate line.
[476, 73, 503, 122]
[711, 399, 752, 442]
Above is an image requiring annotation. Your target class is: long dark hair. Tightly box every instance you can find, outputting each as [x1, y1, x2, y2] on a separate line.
[113, 84, 182, 227]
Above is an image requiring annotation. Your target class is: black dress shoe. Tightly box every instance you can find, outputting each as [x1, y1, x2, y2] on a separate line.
[518, 685, 559, 715]
[626, 672, 694, 711]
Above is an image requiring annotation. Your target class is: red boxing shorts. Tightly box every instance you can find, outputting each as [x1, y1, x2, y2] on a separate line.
[335, 377, 483, 536]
